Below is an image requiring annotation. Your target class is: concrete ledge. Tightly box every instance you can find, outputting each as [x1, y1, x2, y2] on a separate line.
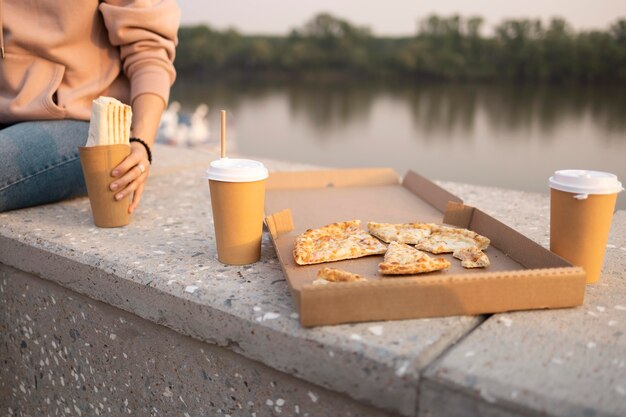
[2, 145, 624, 416]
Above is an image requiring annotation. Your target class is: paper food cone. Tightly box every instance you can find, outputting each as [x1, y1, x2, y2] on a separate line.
[550, 189, 617, 283]
[79, 144, 131, 228]
[209, 179, 266, 265]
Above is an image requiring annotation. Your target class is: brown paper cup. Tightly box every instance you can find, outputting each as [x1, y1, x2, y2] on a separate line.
[79, 144, 131, 228]
[209, 179, 266, 265]
[550, 189, 617, 283]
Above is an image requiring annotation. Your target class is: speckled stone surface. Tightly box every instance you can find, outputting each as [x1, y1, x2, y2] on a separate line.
[0, 145, 483, 416]
[1, 264, 400, 417]
[4, 145, 624, 416]
[422, 183, 626, 417]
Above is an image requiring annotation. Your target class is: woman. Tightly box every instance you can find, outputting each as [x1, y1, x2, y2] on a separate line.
[0, 0, 180, 213]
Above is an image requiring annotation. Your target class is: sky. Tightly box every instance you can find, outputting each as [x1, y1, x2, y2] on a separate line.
[180, 0, 626, 36]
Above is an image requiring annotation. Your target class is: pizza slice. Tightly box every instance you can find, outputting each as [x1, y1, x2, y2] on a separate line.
[293, 220, 387, 265]
[312, 267, 367, 285]
[378, 241, 450, 275]
[367, 221, 433, 244]
[453, 246, 490, 268]
[416, 225, 490, 254]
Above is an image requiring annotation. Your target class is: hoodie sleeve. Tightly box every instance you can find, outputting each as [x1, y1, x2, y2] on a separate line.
[99, 0, 180, 106]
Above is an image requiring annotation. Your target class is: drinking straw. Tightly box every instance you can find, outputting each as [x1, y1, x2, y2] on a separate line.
[221, 110, 226, 159]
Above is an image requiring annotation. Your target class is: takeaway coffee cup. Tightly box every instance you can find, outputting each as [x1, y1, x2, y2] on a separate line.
[206, 158, 269, 265]
[79, 144, 131, 228]
[549, 170, 623, 283]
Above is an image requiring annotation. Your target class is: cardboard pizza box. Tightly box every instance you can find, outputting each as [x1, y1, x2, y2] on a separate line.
[265, 168, 586, 327]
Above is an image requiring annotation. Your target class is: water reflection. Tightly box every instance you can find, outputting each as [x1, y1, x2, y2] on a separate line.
[402, 85, 478, 138]
[396, 83, 625, 140]
[170, 78, 626, 208]
[476, 84, 626, 138]
[173, 78, 626, 140]
[286, 83, 374, 136]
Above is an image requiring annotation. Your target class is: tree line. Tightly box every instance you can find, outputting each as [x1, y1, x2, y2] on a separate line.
[175, 13, 626, 82]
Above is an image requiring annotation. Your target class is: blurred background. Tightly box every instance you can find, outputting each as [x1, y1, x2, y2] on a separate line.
[164, 0, 626, 208]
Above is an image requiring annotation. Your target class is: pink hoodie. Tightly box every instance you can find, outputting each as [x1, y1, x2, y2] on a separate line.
[0, 0, 179, 123]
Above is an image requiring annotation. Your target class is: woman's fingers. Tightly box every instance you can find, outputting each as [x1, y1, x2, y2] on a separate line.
[110, 163, 148, 194]
[129, 184, 145, 213]
[111, 141, 150, 177]
[111, 148, 141, 178]
[109, 142, 151, 211]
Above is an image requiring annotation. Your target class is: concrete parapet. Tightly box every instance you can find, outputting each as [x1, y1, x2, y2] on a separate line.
[1, 264, 397, 417]
[1, 145, 624, 416]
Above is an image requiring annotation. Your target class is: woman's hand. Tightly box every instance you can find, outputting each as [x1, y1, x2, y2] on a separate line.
[108, 93, 164, 213]
[110, 142, 150, 214]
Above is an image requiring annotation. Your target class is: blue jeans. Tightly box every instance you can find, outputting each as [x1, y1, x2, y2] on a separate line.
[0, 120, 88, 212]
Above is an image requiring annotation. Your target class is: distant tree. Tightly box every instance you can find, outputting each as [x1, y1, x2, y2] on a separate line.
[609, 19, 626, 79]
[283, 13, 373, 72]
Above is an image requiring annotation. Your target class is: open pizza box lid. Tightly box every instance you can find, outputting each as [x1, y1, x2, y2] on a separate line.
[265, 168, 586, 327]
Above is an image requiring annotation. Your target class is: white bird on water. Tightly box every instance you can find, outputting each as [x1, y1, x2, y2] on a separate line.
[158, 102, 210, 147]
[172, 123, 189, 147]
[159, 101, 180, 144]
[187, 103, 210, 146]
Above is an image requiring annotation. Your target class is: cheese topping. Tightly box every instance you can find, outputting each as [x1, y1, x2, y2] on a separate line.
[379, 241, 450, 275]
[453, 246, 490, 268]
[293, 220, 387, 265]
[416, 225, 490, 254]
[367, 222, 433, 244]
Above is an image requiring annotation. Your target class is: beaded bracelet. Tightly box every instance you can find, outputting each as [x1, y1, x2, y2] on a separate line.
[129, 137, 152, 164]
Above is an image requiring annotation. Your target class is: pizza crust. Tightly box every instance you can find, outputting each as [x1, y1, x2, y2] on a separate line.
[453, 247, 490, 268]
[379, 242, 450, 275]
[367, 221, 433, 244]
[313, 267, 367, 285]
[293, 220, 388, 265]
[415, 225, 490, 254]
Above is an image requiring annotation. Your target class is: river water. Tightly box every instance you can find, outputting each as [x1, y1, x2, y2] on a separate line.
[170, 79, 626, 209]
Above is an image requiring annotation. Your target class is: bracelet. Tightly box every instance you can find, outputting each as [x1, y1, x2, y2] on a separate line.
[129, 137, 152, 164]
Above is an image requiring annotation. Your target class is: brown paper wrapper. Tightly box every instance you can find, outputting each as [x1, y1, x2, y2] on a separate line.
[209, 179, 266, 265]
[550, 189, 617, 283]
[79, 145, 131, 228]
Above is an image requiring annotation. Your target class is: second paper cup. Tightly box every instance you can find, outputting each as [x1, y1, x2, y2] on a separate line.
[549, 170, 623, 283]
[207, 158, 269, 265]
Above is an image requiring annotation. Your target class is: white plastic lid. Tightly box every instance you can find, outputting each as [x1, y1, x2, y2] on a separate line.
[205, 158, 269, 182]
[548, 170, 623, 195]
